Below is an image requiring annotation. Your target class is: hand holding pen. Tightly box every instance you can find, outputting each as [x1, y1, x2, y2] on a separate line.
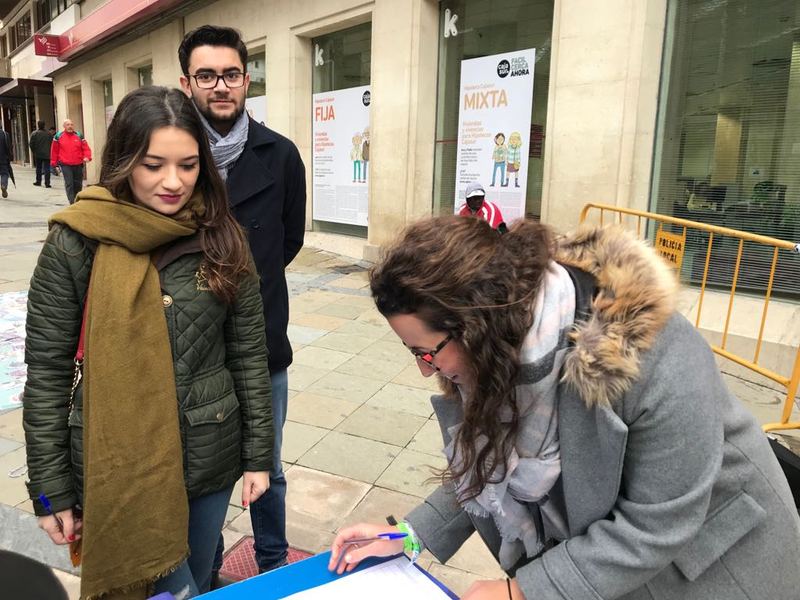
[37, 493, 81, 546]
[328, 524, 408, 575]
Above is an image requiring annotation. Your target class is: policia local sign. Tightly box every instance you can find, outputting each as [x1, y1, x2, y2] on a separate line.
[454, 49, 536, 222]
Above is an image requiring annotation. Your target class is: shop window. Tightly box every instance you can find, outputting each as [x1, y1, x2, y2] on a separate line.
[433, 0, 554, 220]
[246, 50, 266, 125]
[137, 65, 153, 87]
[0, 35, 7, 59]
[652, 0, 800, 296]
[311, 22, 372, 238]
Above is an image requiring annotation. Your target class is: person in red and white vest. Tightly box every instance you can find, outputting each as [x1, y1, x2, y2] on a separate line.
[457, 181, 508, 232]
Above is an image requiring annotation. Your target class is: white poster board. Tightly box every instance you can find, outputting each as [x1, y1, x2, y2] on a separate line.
[245, 95, 267, 127]
[454, 49, 536, 222]
[312, 85, 371, 226]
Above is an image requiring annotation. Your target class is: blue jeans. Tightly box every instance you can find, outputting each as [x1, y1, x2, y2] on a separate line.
[490, 161, 506, 186]
[153, 486, 233, 598]
[213, 369, 288, 574]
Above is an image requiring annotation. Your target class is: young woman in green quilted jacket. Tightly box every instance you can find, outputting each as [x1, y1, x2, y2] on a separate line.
[22, 86, 274, 600]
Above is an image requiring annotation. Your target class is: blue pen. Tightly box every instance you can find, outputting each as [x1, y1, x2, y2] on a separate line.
[38, 493, 65, 535]
[343, 532, 408, 544]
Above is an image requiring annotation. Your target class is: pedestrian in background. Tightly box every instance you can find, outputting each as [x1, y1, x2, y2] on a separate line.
[458, 181, 507, 232]
[50, 118, 91, 204]
[29, 120, 52, 188]
[179, 25, 306, 584]
[23, 86, 274, 599]
[0, 126, 13, 198]
[331, 216, 800, 600]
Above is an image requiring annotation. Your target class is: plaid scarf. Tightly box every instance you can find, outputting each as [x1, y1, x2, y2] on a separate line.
[445, 261, 575, 570]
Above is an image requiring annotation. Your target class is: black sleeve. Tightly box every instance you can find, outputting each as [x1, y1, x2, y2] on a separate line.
[283, 144, 306, 266]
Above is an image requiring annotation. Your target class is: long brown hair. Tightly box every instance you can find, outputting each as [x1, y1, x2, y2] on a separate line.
[370, 215, 553, 500]
[99, 86, 252, 303]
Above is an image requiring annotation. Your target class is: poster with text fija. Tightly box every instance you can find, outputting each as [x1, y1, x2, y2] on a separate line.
[454, 49, 535, 222]
[312, 85, 371, 226]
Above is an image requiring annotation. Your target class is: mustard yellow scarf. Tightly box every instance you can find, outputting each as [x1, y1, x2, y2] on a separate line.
[50, 186, 202, 599]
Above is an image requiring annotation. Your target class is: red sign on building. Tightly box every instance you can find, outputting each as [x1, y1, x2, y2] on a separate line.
[34, 34, 63, 57]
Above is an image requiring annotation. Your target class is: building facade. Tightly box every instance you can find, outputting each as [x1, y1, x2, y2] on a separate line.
[33, 0, 800, 295]
[0, 0, 77, 164]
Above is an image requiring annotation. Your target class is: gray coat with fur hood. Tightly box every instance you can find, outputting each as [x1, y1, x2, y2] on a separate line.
[406, 226, 800, 600]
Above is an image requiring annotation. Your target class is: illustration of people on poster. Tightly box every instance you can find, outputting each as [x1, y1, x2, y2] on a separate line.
[312, 85, 371, 226]
[454, 49, 536, 222]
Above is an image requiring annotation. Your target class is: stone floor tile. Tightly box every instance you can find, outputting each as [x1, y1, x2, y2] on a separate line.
[328, 275, 369, 290]
[287, 324, 328, 345]
[292, 346, 353, 371]
[291, 312, 348, 331]
[0, 408, 24, 443]
[427, 563, 483, 597]
[298, 432, 400, 483]
[367, 383, 435, 418]
[375, 448, 447, 498]
[342, 486, 422, 527]
[0, 504, 77, 573]
[287, 392, 361, 429]
[52, 568, 81, 600]
[381, 329, 401, 342]
[333, 319, 390, 339]
[287, 363, 329, 392]
[14, 498, 35, 514]
[285, 465, 370, 531]
[358, 340, 415, 365]
[292, 250, 330, 266]
[335, 355, 406, 383]
[334, 294, 375, 309]
[282, 421, 328, 463]
[232, 476, 243, 509]
[306, 371, 386, 403]
[287, 520, 336, 555]
[224, 503, 245, 527]
[392, 364, 442, 391]
[228, 507, 253, 535]
[408, 419, 445, 456]
[0, 447, 31, 506]
[336, 405, 426, 447]
[313, 302, 366, 320]
[310, 332, 375, 354]
[356, 309, 392, 327]
[0, 435, 23, 457]
[447, 532, 506, 579]
[302, 289, 351, 304]
[291, 295, 332, 314]
[221, 526, 246, 554]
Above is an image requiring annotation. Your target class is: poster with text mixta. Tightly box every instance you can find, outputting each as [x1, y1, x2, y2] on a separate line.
[312, 85, 371, 226]
[454, 49, 536, 223]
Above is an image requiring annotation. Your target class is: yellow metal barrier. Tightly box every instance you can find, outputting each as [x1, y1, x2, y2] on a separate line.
[579, 203, 800, 433]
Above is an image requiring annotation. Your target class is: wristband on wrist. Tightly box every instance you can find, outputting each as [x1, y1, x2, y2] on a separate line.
[396, 520, 421, 563]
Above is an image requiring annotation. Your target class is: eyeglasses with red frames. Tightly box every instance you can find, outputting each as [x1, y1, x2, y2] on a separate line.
[403, 334, 453, 371]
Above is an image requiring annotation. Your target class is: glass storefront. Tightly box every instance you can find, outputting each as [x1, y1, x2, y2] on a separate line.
[652, 0, 800, 296]
[433, 0, 554, 219]
[311, 22, 371, 238]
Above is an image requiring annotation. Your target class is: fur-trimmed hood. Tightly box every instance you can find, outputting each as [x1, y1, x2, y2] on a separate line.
[556, 225, 678, 408]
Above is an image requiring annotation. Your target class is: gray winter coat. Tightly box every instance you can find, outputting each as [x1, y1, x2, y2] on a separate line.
[406, 226, 800, 600]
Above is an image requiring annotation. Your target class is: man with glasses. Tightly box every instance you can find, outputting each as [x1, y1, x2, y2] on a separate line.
[179, 25, 306, 586]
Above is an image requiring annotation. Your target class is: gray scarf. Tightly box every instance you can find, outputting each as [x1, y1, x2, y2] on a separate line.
[445, 261, 575, 570]
[197, 108, 249, 180]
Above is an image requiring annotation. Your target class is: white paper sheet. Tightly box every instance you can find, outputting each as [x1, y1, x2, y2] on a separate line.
[282, 556, 453, 599]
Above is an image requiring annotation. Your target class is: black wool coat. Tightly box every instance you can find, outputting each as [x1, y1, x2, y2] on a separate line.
[226, 119, 306, 373]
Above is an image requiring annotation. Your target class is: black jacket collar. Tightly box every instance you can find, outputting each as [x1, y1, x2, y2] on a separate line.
[225, 118, 277, 208]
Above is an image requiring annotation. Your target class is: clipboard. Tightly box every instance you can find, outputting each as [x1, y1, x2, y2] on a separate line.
[198, 551, 457, 599]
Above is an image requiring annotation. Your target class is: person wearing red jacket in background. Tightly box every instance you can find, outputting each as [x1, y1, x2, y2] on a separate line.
[458, 181, 508, 233]
[50, 119, 92, 204]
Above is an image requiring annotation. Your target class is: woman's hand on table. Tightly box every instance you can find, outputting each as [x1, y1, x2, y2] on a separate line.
[328, 522, 405, 575]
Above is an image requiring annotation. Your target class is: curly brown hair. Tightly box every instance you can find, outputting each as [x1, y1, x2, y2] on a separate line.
[99, 86, 252, 304]
[370, 215, 553, 500]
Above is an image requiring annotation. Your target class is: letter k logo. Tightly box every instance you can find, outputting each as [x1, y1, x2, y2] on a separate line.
[315, 44, 324, 67]
[444, 8, 458, 38]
